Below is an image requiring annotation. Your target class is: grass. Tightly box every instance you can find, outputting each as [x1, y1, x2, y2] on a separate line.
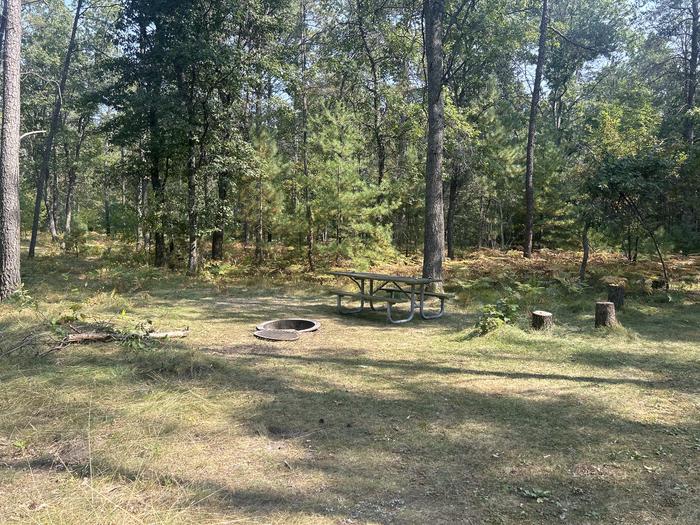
[0, 239, 699, 523]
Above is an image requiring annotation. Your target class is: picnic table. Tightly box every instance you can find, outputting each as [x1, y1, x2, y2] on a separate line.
[328, 271, 451, 324]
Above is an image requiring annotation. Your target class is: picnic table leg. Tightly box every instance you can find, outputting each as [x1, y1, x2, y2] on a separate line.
[336, 277, 366, 314]
[352, 277, 366, 309]
[386, 283, 416, 324]
[337, 294, 364, 314]
[419, 285, 446, 320]
[369, 279, 380, 311]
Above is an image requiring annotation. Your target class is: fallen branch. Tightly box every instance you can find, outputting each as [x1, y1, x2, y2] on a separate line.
[0, 333, 42, 357]
[141, 329, 190, 339]
[53, 328, 190, 351]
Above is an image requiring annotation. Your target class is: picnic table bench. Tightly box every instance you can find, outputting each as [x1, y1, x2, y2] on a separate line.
[328, 271, 452, 324]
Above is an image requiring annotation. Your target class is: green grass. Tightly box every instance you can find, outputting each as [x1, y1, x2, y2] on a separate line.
[0, 244, 698, 523]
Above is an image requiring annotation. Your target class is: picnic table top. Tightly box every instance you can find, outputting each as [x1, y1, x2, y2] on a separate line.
[328, 270, 441, 285]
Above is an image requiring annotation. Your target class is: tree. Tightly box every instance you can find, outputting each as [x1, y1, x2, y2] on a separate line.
[28, 0, 84, 257]
[0, 0, 22, 298]
[422, 0, 446, 284]
[523, 0, 548, 258]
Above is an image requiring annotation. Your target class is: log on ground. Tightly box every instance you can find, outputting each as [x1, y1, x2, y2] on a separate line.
[58, 328, 190, 348]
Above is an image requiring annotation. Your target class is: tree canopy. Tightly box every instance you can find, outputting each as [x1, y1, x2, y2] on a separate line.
[1, 0, 698, 294]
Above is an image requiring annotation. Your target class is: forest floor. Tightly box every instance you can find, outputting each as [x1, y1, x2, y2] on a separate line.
[0, 239, 699, 524]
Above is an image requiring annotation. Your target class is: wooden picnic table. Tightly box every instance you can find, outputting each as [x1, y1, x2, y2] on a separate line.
[328, 271, 450, 324]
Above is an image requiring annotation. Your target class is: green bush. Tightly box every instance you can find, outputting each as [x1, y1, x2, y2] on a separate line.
[63, 228, 87, 255]
[476, 297, 520, 335]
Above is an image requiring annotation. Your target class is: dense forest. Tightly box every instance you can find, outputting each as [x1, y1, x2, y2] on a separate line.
[1, 0, 699, 297]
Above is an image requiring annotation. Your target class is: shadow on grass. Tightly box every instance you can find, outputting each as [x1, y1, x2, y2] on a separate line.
[2, 340, 699, 523]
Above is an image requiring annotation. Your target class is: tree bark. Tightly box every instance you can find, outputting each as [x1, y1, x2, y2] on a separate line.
[685, 0, 699, 145]
[45, 163, 59, 241]
[103, 169, 111, 236]
[28, 0, 83, 257]
[64, 117, 87, 235]
[186, 141, 198, 274]
[446, 173, 461, 259]
[149, 122, 166, 266]
[211, 171, 227, 260]
[176, 65, 200, 276]
[531, 310, 553, 330]
[151, 161, 166, 266]
[0, 0, 7, 61]
[300, 0, 314, 271]
[523, 0, 548, 258]
[136, 174, 148, 250]
[0, 0, 22, 299]
[46, 144, 60, 240]
[595, 301, 617, 328]
[422, 0, 446, 287]
[579, 222, 590, 282]
[607, 285, 624, 310]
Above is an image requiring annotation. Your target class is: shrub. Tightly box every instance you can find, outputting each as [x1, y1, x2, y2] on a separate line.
[476, 297, 520, 335]
[64, 228, 87, 255]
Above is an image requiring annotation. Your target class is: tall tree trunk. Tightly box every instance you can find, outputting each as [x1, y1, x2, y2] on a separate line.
[151, 161, 166, 266]
[357, 0, 385, 186]
[45, 165, 59, 241]
[0, 0, 22, 299]
[186, 146, 198, 274]
[149, 116, 166, 266]
[211, 171, 227, 260]
[300, 0, 314, 271]
[523, 0, 548, 258]
[177, 66, 199, 275]
[477, 194, 484, 248]
[211, 89, 233, 260]
[446, 173, 461, 259]
[0, 0, 7, 61]
[28, 0, 83, 257]
[103, 170, 111, 236]
[138, 18, 166, 267]
[136, 174, 148, 250]
[64, 118, 86, 235]
[579, 222, 590, 282]
[254, 170, 264, 263]
[499, 201, 505, 250]
[48, 152, 59, 239]
[422, 0, 446, 286]
[686, 0, 699, 145]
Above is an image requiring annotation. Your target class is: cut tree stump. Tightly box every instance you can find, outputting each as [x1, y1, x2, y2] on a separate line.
[531, 310, 554, 330]
[651, 279, 667, 290]
[595, 301, 617, 328]
[607, 285, 625, 310]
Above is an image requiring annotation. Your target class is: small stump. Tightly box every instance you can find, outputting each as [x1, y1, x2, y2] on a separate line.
[652, 279, 667, 290]
[607, 285, 625, 310]
[595, 301, 617, 328]
[531, 310, 554, 331]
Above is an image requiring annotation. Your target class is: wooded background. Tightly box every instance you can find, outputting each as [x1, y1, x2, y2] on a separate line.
[3, 0, 699, 290]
